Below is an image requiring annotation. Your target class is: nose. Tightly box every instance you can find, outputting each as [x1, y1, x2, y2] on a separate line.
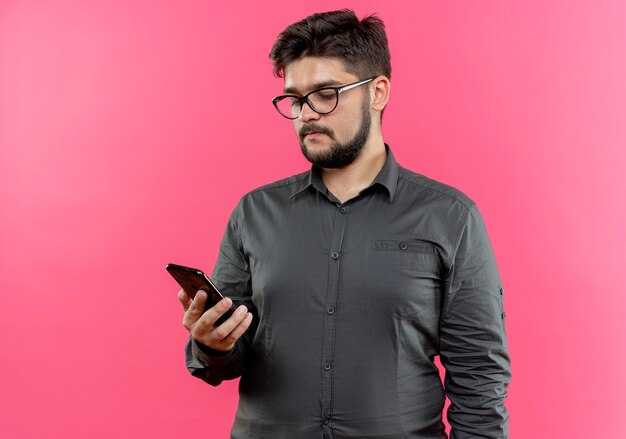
[298, 100, 321, 122]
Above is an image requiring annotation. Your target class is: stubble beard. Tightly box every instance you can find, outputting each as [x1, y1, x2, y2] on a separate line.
[298, 96, 372, 169]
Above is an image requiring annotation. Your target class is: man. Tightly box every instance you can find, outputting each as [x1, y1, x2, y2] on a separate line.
[178, 9, 510, 439]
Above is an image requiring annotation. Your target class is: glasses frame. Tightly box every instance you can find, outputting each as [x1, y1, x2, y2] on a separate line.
[272, 77, 375, 120]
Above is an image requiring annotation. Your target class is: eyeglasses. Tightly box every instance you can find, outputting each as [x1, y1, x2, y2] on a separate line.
[272, 77, 374, 120]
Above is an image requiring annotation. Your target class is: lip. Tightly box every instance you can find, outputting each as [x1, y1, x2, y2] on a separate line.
[304, 132, 322, 139]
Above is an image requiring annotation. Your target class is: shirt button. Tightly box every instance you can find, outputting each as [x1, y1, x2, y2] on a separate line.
[339, 207, 348, 214]
[324, 362, 332, 371]
[323, 418, 330, 425]
[331, 252, 340, 260]
[327, 307, 335, 315]
[399, 242, 408, 250]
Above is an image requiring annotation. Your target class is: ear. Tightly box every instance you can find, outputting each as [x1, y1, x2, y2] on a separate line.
[371, 76, 391, 113]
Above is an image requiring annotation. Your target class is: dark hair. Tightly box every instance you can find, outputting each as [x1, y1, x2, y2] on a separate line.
[269, 9, 391, 81]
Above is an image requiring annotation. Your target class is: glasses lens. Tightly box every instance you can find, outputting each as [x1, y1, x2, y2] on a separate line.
[275, 96, 300, 119]
[308, 89, 338, 114]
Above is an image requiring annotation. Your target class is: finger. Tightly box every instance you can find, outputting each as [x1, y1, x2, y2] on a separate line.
[182, 290, 209, 330]
[177, 289, 192, 311]
[194, 302, 246, 343]
[219, 312, 253, 350]
[202, 297, 236, 328]
[213, 303, 248, 337]
[188, 297, 233, 339]
[190, 290, 208, 315]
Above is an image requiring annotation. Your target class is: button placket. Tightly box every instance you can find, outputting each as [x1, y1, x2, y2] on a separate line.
[320, 203, 349, 428]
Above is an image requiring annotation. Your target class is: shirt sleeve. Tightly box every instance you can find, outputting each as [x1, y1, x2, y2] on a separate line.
[185, 199, 258, 386]
[439, 204, 511, 438]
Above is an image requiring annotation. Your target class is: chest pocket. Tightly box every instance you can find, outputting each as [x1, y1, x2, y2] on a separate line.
[373, 240, 443, 280]
[368, 239, 445, 322]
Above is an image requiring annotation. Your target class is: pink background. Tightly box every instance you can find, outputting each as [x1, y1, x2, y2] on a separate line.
[2, 1, 625, 437]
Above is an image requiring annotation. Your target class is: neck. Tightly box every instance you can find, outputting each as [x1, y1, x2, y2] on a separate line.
[321, 137, 387, 204]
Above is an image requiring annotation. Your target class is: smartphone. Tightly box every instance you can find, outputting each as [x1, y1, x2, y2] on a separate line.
[166, 263, 236, 326]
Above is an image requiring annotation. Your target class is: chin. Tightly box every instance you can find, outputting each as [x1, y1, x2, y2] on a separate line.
[303, 139, 330, 153]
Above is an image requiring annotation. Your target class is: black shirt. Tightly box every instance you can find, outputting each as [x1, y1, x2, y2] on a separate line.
[186, 146, 511, 438]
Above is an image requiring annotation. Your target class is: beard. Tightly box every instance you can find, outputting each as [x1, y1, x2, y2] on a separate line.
[298, 95, 371, 169]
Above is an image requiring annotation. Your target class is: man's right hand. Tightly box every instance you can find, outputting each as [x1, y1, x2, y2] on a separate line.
[178, 289, 253, 352]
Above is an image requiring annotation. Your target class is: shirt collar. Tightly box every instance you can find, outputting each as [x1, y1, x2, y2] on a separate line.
[289, 144, 399, 202]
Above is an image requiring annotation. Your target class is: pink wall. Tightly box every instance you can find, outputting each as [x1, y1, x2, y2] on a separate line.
[2, 1, 625, 437]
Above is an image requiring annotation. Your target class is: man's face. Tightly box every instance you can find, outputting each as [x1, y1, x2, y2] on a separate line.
[282, 57, 372, 169]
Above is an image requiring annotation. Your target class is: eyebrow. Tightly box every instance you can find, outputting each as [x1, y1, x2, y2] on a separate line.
[283, 80, 344, 95]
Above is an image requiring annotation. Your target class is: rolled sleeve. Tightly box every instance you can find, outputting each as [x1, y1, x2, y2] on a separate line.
[185, 338, 246, 386]
[440, 205, 511, 438]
